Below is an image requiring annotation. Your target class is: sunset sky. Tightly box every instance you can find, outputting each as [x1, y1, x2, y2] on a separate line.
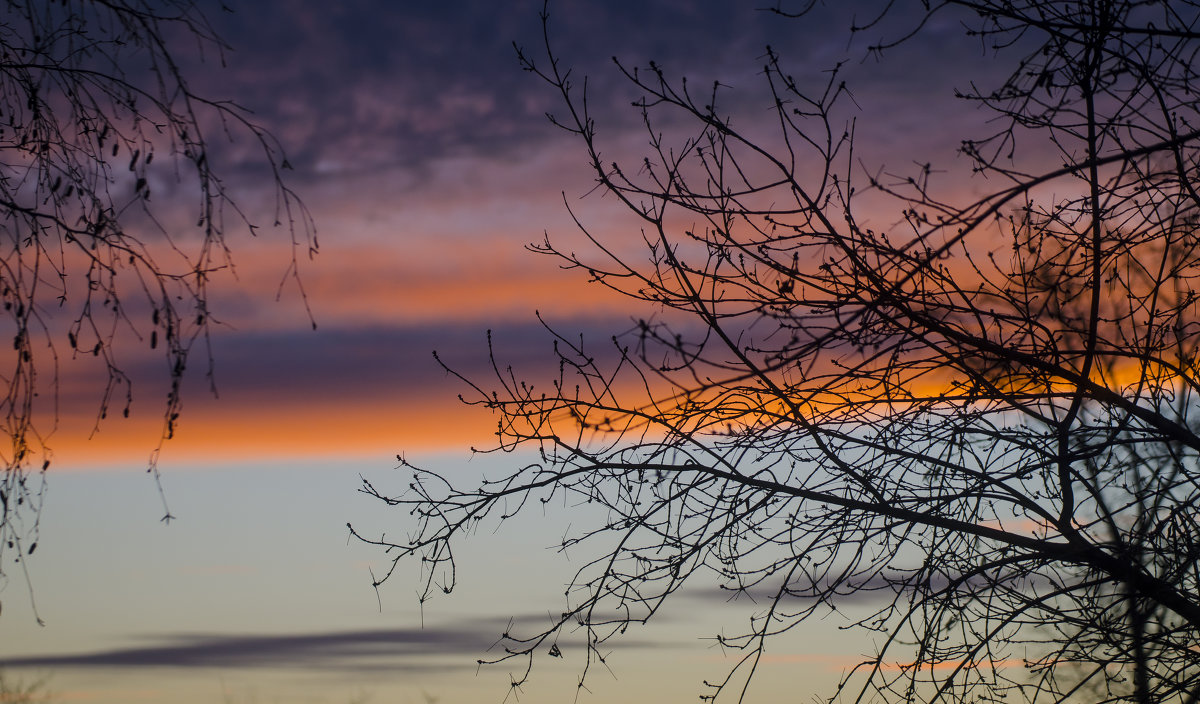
[0, 2, 1004, 702]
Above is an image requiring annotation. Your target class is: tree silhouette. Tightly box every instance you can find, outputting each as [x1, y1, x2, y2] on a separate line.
[360, 1, 1200, 702]
[0, 1, 312, 614]
[0, 669, 49, 704]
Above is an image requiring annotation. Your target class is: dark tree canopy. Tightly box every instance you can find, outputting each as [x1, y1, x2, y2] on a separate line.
[0, 0, 312, 615]
[361, 1, 1200, 703]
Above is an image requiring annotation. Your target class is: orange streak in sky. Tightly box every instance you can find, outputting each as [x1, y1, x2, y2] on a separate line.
[206, 235, 638, 329]
[41, 392, 498, 470]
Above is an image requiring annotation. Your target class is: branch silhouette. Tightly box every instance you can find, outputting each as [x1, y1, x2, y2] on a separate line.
[362, 1, 1200, 702]
[0, 0, 314, 616]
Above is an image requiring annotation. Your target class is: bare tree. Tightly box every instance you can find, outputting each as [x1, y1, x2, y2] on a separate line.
[0, 669, 50, 703]
[0, 0, 313, 615]
[358, 1, 1200, 702]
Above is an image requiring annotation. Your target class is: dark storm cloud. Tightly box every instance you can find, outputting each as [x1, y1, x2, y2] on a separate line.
[0, 625, 490, 671]
[50, 316, 646, 414]
[196, 1, 904, 179]
[0, 617, 662, 672]
[198, 316, 639, 402]
[172, 0, 1005, 208]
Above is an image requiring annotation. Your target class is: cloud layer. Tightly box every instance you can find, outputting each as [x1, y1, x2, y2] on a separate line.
[0, 626, 490, 672]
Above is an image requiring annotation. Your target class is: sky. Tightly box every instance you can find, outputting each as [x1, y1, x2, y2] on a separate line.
[0, 2, 1007, 702]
